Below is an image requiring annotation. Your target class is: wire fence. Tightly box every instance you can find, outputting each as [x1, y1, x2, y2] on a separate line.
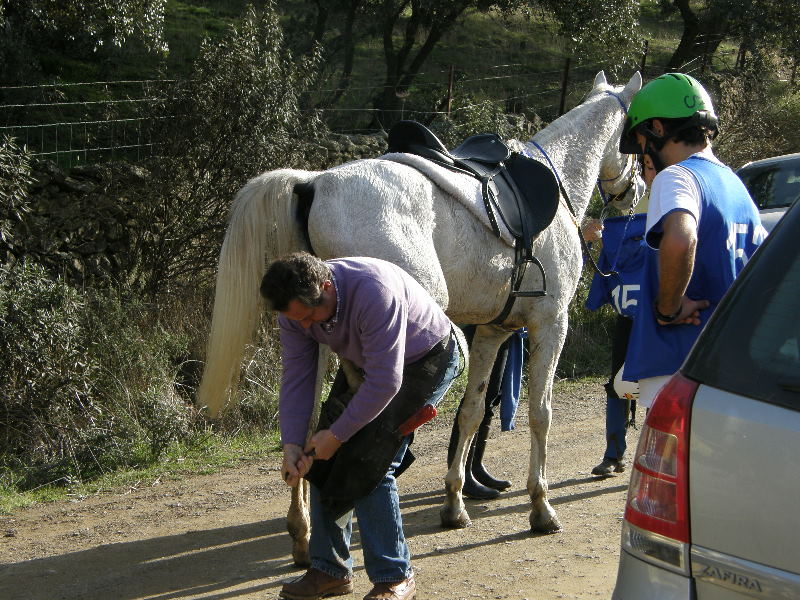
[0, 79, 170, 168]
[0, 57, 679, 169]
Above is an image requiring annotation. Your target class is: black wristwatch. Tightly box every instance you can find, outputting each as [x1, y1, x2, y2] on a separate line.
[654, 301, 681, 323]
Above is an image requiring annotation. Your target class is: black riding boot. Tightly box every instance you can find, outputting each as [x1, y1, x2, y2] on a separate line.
[448, 410, 499, 500]
[471, 409, 511, 490]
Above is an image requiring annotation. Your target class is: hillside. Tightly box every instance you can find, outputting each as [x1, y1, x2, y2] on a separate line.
[14, 1, 689, 125]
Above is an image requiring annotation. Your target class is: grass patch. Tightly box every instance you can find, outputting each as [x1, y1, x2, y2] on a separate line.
[0, 430, 281, 514]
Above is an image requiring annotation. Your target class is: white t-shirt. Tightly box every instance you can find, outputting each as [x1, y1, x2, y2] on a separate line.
[645, 149, 724, 248]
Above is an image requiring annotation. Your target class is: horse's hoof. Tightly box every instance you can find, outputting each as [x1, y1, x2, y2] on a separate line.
[440, 507, 472, 529]
[292, 547, 311, 567]
[530, 512, 562, 534]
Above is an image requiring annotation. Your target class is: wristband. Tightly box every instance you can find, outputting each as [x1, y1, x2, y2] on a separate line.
[654, 301, 681, 323]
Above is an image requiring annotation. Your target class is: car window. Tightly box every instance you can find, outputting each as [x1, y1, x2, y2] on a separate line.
[738, 159, 800, 210]
[684, 204, 800, 411]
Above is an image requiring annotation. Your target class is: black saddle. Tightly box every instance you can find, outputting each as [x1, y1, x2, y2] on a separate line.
[387, 120, 559, 254]
[387, 121, 560, 322]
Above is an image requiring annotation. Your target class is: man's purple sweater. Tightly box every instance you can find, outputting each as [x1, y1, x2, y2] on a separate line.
[278, 257, 451, 447]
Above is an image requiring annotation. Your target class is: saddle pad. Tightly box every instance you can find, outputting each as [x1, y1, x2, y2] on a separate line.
[379, 152, 516, 246]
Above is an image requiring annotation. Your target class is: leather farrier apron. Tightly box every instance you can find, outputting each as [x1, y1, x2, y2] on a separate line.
[304, 332, 454, 518]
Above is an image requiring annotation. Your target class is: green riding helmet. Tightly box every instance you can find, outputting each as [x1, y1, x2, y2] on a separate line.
[619, 72, 718, 154]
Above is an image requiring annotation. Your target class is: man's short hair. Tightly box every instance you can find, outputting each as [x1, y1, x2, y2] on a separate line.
[260, 252, 332, 311]
[658, 117, 716, 146]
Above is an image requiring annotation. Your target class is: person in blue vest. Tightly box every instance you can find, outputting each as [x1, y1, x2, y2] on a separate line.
[585, 212, 653, 475]
[618, 72, 767, 408]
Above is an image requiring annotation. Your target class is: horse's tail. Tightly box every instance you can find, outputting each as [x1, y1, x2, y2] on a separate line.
[198, 169, 316, 418]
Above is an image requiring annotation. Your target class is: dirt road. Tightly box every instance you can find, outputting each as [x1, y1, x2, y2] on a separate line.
[1, 380, 637, 599]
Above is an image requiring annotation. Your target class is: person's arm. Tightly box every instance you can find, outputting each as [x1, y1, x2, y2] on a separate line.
[278, 320, 320, 485]
[304, 280, 406, 458]
[654, 211, 708, 325]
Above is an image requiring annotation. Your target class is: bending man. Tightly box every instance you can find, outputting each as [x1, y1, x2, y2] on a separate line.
[263, 252, 461, 600]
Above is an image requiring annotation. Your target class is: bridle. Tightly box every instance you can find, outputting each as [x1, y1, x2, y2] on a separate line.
[597, 152, 640, 210]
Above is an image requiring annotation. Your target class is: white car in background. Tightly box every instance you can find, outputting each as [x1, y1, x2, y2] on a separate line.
[737, 152, 800, 232]
[612, 200, 800, 599]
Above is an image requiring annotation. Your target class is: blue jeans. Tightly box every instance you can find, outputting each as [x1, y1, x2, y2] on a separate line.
[309, 338, 460, 583]
[603, 395, 628, 460]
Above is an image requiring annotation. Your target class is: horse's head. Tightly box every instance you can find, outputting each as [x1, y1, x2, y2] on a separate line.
[591, 71, 644, 213]
[522, 71, 644, 220]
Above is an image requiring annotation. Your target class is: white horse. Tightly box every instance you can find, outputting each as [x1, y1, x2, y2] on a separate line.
[197, 71, 643, 565]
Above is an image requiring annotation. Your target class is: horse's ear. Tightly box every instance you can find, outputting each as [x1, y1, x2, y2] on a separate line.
[622, 72, 643, 100]
[594, 71, 608, 88]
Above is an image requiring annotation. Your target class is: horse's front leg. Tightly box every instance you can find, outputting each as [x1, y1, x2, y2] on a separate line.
[525, 316, 567, 534]
[286, 345, 332, 566]
[441, 326, 508, 528]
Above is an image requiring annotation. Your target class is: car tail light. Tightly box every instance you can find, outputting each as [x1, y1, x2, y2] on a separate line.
[621, 373, 698, 575]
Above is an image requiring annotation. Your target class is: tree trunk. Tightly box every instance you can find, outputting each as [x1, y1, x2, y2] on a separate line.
[372, 1, 470, 128]
[667, 0, 730, 72]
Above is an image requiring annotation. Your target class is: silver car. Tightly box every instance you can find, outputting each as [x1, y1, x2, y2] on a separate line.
[612, 201, 800, 599]
[737, 153, 800, 232]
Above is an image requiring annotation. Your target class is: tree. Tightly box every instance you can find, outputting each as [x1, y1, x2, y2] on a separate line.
[726, 0, 800, 75]
[660, 0, 800, 74]
[547, 0, 642, 77]
[658, 0, 730, 71]
[0, 0, 167, 83]
[0, 0, 167, 51]
[285, 0, 641, 128]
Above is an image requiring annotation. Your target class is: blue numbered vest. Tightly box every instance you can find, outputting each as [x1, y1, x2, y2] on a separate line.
[586, 213, 651, 318]
[623, 155, 764, 381]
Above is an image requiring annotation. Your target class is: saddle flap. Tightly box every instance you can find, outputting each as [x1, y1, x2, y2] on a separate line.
[450, 133, 511, 163]
[493, 153, 560, 246]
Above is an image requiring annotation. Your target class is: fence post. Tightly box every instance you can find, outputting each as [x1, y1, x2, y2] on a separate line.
[559, 56, 571, 116]
[640, 40, 649, 76]
[447, 65, 455, 116]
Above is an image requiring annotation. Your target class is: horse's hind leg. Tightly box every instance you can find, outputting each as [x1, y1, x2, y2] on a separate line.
[525, 316, 567, 534]
[441, 326, 509, 528]
[287, 479, 311, 566]
[285, 345, 331, 566]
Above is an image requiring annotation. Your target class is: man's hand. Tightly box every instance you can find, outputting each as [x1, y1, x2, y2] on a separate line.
[655, 294, 710, 326]
[305, 429, 342, 460]
[282, 443, 313, 487]
[581, 219, 603, 243]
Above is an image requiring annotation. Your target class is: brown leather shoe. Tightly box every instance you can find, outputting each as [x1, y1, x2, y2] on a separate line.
[362, 576, 416, 600]
[280, 567, 353, 600]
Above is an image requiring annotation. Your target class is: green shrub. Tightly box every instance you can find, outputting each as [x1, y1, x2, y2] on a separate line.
[0, 136, 33, 265]
[0, 263, 195, 488]
[714, 53, 799, 167]
[217, 314, 283, 433]
[429, 95, 534, 148]
[127, 1, 328, 294]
